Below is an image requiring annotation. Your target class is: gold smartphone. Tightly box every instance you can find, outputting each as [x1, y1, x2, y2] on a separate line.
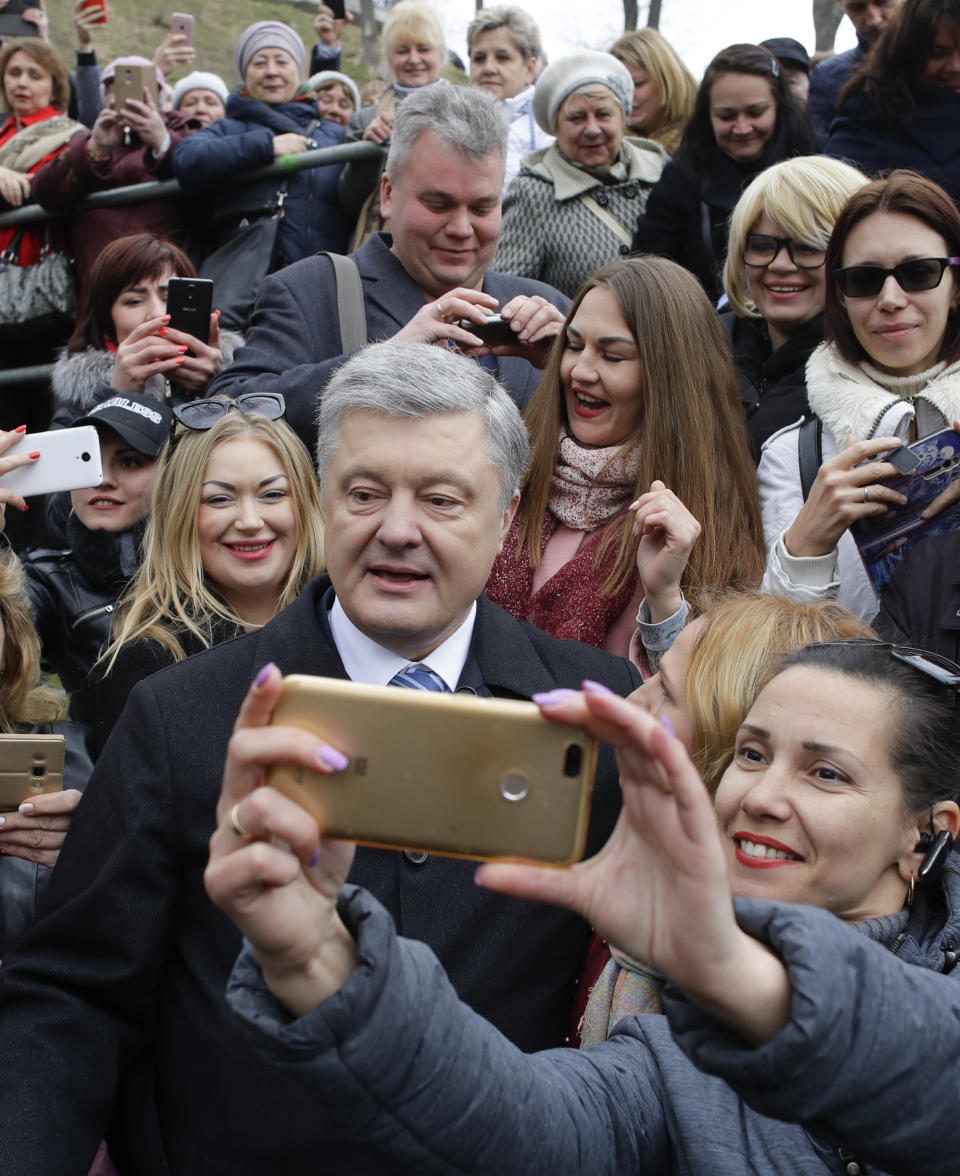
[266, 675, 598, 866]
[113, 64, 153, 111]
[0, 735, 65, 812]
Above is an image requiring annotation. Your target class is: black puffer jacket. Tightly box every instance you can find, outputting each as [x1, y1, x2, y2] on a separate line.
[720, 311, 823, 462]
[22, 516, 144, 728]
[875, 530, 960, 662]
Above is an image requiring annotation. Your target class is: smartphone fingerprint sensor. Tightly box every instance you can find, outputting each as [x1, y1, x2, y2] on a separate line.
[499, 772, 529, 803]
[563, 744, 583, 778]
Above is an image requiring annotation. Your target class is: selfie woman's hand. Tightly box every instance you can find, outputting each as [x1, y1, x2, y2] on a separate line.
[0, 426, 38, 524]
[0, 789, 82, 869]
[110, 315, 189, 393]
[784, 435, 907, 558]
[205, 666, 357, 1017]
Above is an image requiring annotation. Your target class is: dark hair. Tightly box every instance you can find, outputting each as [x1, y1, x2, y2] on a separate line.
[824, 170, 960, 365]
[67, 234, 196, 352]
[0, 38, 71, 115]
[840, 0, 960, 113]
[783, 641, 960, 818]
[678, 43, 816, 173]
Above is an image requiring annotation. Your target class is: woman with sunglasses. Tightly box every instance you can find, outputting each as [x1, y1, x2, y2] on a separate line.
[758, 170, 960, 622]
[50, 233, 243, 429]
[208, 637, 960, 1176]
[721, 156, 867, 461]
[91, 394, 324, 753]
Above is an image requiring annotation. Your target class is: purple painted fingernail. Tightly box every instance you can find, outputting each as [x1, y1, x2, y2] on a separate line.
[582, 680, 614, 695]
[532, 688, 579, 706]
[661, 715, 676, 738]
[308, 845, 323, 868]
[318, 744, 349, 771]
[473, 867, 484, 886]
[254, 663, 275, 688]
[17, 803, 33, 815]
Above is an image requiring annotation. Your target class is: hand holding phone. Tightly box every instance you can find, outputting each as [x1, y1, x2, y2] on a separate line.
[170, 11, 194, 45]
[80, 0, 107, 25]
[0, 427, 102, 500]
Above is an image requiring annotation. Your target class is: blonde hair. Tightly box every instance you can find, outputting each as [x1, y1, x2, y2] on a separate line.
[609, 28, 697, 130]
[724, 155, 868, 318]
[0, 552, 68, 729]
[382, 1, 445, 60]
[685, 593, 875, 792]
[105, 411, 325, 667]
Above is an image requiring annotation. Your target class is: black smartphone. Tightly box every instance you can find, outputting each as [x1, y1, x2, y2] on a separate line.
[166, 277, 213, 353]
[0, 0, 39, 37]
[326, 0, 347, 21]
[457, 314, 515, 346]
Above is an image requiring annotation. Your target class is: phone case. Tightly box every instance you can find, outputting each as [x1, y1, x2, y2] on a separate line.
[0, 427, 102, 499]
[0, 735, 65, 812]
[80, 0, 107, 23]
[170, 12, 194, 44]
[851, 428, 960, 596]
[114, 64, 151, 109]
[166, 277, 213, 346]
[266, 675, 598, 865]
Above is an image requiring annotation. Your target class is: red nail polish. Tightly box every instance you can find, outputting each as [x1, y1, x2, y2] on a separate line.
[13, 424, 26, 434]
[175, 357, 186, 365]
[28, 451, 40, 459]
[177, 345, 188, 353]
[157, 328, 168, 336]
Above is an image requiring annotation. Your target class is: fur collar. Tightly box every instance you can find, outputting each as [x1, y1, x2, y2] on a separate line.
[50, 330, 245, 414]
[805, 341, 960, 442]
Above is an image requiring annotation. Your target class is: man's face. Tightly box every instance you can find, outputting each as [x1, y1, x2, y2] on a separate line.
[380, 131, 504, 299]
[838, 0, 903, 46]
[323, 409, 518, 660]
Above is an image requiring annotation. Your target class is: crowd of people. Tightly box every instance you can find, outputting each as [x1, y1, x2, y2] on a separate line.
[1, 1, 960, 1173]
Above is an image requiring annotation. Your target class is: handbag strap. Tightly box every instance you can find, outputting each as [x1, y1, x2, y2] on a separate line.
[578, 194, 633, 249]
[318, 252, 367, 354]
[798, 414, 823, 502]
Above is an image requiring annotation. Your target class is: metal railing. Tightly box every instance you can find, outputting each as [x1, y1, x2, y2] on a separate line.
[0, 139, 383, 228]
[0, 140, 383, 388]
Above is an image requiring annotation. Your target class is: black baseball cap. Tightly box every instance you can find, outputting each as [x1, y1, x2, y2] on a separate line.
[73, 393, 173, 457]
[761, 37, 812, 75]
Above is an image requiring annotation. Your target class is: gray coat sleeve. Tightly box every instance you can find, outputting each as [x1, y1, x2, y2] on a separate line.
[227, 886, 668, 1175]
[665, 896, 960, 1176]
[492, 174, 549, 283]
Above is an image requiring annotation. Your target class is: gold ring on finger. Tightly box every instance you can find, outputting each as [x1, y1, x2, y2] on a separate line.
[863, 487, 870, 503]
[228, 802, 251, 839]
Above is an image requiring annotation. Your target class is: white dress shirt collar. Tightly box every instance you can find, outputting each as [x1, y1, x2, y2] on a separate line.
[328, 597, 476, 691]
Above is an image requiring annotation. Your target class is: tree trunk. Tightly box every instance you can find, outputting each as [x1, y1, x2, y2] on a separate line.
[622, 0, 638, 31]
[812, 0, 844, 53]
[360, 0, 378, 69]
[646, 0, 662, 28]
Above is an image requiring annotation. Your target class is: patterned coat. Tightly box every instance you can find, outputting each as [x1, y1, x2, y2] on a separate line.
[493, 137, 666, 297]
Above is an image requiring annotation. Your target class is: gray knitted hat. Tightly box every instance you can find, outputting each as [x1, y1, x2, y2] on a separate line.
[532, 51, 633, 135]
[234, 21, 306, 80]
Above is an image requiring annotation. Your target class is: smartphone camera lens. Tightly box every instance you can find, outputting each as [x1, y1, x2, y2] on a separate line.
[563, 744, 583, 777]
[31, 764, 45, 778]
[81, 451, 91, 462]
[499, 772, 529, 803]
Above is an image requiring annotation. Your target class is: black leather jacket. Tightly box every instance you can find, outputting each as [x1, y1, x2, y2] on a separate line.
[22, 516, 144, 728]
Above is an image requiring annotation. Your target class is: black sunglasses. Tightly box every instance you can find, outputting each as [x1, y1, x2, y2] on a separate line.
[743, 234, 826, 270]
[832, 256, 960, 298]
[806, 640, 960, 702]
[169, 393, 286, 452]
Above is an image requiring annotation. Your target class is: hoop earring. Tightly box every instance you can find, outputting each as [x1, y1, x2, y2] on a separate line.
[907, 874, 916, 908]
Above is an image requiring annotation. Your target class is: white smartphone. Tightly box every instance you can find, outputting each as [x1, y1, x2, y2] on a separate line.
[0, 427, 102, 498]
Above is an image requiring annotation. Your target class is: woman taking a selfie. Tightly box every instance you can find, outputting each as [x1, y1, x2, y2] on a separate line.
[51, 233, 241, 422]
[633, 43, 816, 302]
[0, 436, 91, 953]
[721, 155, 868, 459]
[92, 397, 324, 751]
[486, 256, 765, 661]
[758, 170, 960, 622]
[209, 636, 960, 1176]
